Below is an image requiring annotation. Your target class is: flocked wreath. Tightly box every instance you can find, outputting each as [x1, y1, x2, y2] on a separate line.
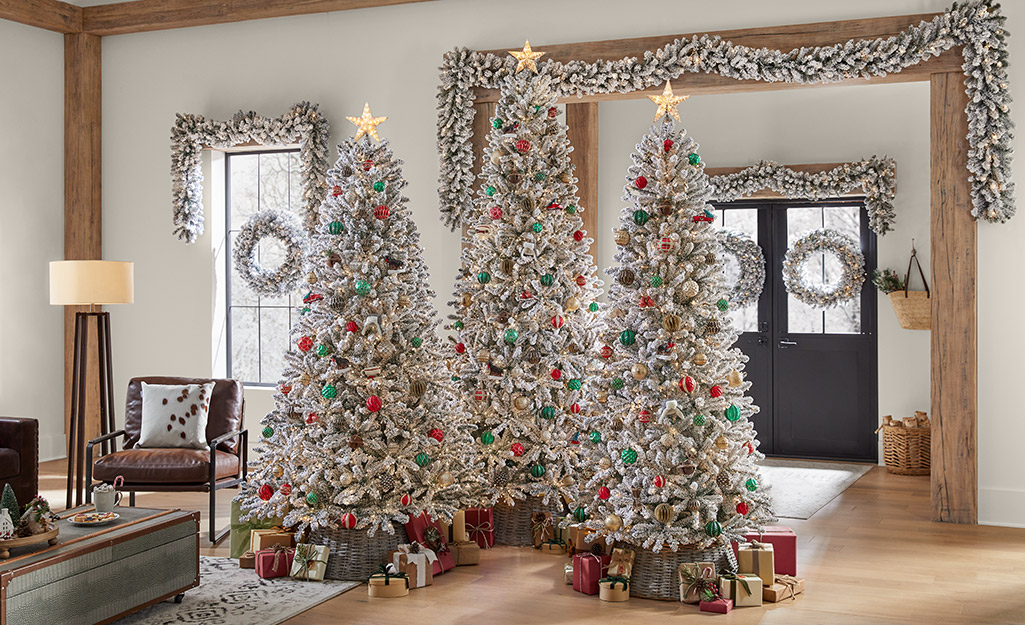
[720, 230, 766, 309]
[232, 210, 308, 296]
[783, 229, 865, 309]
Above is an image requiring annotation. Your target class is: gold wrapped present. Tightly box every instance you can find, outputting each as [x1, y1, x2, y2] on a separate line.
[567, 523, 608, 555]
[564, 562, 574, 584]
[251, 527, 295, 553]
[290, 543, 329, 581]
[368, 567, 409, 598]
[738, 541, 774, 586]
[389, 545, 437, 588]
[764, 574, 805, 602]
[599, 577, 630, 602]
[719, 573, 762, 607]
[678, 562, 717, 603]
[451, 540, 480, 566]
[607, 547, 634, 578]
[238, 550, 256, 569]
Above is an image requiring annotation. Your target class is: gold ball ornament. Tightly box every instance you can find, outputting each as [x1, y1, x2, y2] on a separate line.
[477, 350, 491, 363]
[272, 465, 284, 479]
[409, 379, 428, 399]
[490, 151, 502, 165]
[693, 353, 708, 366]
[500, 258, 515, 274]
[565, 296, 580, 312]
[705, 253, 717, 265]
[662, 314, 682, 332]
[687, 501, 701, 513]
[438, 471, 455, 487]
[654, 503, 675, 524]
[631, 363, 648, 380]
[604, 513, 623, 531]
[715, 436, 729, 450]
[617, 268, 635, 286]
[599, 457, 612, 469]
[307, 271, 318, 284]
[339, 469, 353, 486]
[525, 348, 541, 365]
[682, 280, 700, 298]
[462, 293, 472, 307]
[728, 369, 744, 388]
[562, 475, 575, 487]
[299, 373, 312, 386]
[513, 395, 530, 411]
[614, 229, 630, 246]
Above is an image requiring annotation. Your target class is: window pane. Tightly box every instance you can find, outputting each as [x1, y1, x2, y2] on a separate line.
[258, 235, 290, 307]
[716, 207, 759, 333]
[288, 152, 303, 215]
[230, 307, 259, 383]
[823, 205, 860, 239]
[259, 152, 292, 213]
[229, 231, 258, 306]
[260, 307, 290, 383]
[229, 154, 259, 227]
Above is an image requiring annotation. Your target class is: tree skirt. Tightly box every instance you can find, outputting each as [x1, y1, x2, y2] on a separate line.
[759, 458, 874, 519]
[115, 557, 358, 625]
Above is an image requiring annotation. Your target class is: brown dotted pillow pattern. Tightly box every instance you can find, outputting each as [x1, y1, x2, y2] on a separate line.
[138, 382, 215, 450]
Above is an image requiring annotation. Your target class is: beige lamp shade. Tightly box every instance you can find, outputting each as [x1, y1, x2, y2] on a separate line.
[49, 261, 134, 305]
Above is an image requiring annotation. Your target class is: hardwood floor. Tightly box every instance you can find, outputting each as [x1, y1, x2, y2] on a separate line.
[40, 459, 1025, 624]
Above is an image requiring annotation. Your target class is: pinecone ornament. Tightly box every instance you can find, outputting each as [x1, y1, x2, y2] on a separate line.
[494, 467, 510, 486]
[379, 473, 395, 492]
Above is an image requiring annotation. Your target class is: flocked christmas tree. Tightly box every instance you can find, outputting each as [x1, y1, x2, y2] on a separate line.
[577, 83, 773, 552]
[448, 43, 604, 509]
[239, 105, 478, 534]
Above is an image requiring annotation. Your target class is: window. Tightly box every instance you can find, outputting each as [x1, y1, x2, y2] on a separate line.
[225, 148, 305, 386]
[711, 206, 759, 333]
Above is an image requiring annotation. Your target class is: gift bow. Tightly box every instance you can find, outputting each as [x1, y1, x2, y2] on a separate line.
[423, 526, 449, 553]
[397, 543, 438, 566]
[773, 574, 801, 601]
[369, 564, 409, 589]
[679, 565, 717, 601]
[531, 513, 553, 539]
[292, 544, 328, 581]
[607, 548, 634, 577]
[719, 572, 753, 598]
[599, 575, 630, 589]
[743, 540, 771, 578]
[268, 544, 295, 572]
[466, 520, 494, 548]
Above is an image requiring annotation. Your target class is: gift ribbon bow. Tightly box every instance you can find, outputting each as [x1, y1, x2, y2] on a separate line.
[292, 544, 327, 581]
[531, 513, 553, 540]
[719, 572, 753, 599]
[423, 526, 449, 553]
[268, 544, 295, 572]
[599, 575, 630, 589]
[369, 564, 409, 588]
[466, 520, 494, 548]
[773, 574, 801, 601]
[679, 565, 716, 601]
[607, 548, 634, 577]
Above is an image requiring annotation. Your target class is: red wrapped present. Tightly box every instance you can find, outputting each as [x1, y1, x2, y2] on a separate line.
[572, 553, 610, 595]
[739, 526, 797, 576]
[700, 598, 733, 614]
[404, 513, 455, 575]
[255, 544, 295, 579]
[465, 507, 494, 549]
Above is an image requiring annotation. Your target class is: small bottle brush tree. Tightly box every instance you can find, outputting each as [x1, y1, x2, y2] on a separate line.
[238, 105, 478, 535]
[577, 84, 773, 552]
[1, 484, 19, 524]
[448, 44, 604, 510]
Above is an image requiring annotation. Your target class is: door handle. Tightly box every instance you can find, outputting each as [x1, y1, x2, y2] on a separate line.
[779, 339, 798, 347]
[757, 335, 768, 346]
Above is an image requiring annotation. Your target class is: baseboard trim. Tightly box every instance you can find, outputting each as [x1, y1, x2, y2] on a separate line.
[979, 486, 1025, 528]
[39, 433, 67, 463]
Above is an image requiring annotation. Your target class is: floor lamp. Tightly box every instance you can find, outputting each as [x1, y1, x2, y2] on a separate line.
[49, 261, 134, 509]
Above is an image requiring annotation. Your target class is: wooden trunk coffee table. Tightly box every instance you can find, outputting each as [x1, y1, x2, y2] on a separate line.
[0, 506, 199, 625]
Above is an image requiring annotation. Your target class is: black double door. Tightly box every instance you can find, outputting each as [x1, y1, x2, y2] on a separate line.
[716, 200, 878, 462]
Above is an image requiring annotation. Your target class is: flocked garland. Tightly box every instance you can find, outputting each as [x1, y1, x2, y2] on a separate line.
[437, 0, 1012, 230]
[171, 102, 330, 243]
[783, 229, 866, 309]
[710, 159, 897, 235]
[720, 230, 766, 309]
[232, 209, 308, 296]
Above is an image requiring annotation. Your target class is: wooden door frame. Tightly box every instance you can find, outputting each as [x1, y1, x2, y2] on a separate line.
[1, 3, 976, 523]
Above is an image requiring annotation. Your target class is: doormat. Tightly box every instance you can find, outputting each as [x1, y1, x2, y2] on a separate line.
[759, 458, 874, 520]
[115, 556, 358, 625]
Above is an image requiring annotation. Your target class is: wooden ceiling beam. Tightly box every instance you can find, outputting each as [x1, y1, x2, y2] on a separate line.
[0, 0, 82, 34]
[80, 0, 436, 36]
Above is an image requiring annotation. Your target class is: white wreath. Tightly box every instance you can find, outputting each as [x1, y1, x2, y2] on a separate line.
[232, 210, 308, 296]
[783, 229, 865, 309]
[720, 230, 765, 309]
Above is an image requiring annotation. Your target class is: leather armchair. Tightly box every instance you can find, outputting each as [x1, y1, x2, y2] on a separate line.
[86, 377, 247, 543]
[0, 417, 39, 506]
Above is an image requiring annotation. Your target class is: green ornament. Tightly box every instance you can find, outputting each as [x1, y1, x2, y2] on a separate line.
[486, 186, 496, 197]
[650, 275, 664, 288]
[477, 271, 491, 284]
[573, 507, 589, 522]
[503, 328, 519, 344]
[529, 464, 546, 478]
[589, 431, 602, 444]
[633, 209, 649, 226]
[451, 375, 460, 382]
[454, 321, 464, 330]
[621, 448, 638, 464]
[316, 344, 330, 357]
[480, 431, 495, 445]
[717, 299, 729, 311]
[725, 405, 741, 422]
[321, 385, 336, 399]
[688, 153, 701, 165]
[411, 337, 423, 348]
[355, 280, 371, 295]
[567, 378, 582, 391]
[540, 273, 554, 286]
[492, 118, 503, 129]
[534, 172, 546, 182]
[566, 205, 577, 215]
[306, 492, 319, 505]
[620, 329, 636, 346]
[532, 223, 543, 233]
[372, 181, 385, 192]
[745, 478, 758, 492]
[610, 377, 625, 390]
[534, 105, 542, 112]
[300, 306, 310, 315]
[588, 302, 599, 312]
[693, 414, 707, 426]
[540, 406, 556, 420]
[415, 453, 432, 467]
[262, 426, 274, 438]
[704, 520, 723, 537]
[328, 221, 344, 235]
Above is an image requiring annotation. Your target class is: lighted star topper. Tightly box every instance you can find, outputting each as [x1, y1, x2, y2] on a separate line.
[648, 80, 689, 122]
[509, 40, 545, 74]
[346, 102, 388, 141]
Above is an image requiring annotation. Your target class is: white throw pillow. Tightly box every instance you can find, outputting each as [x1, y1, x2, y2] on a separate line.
[138, 382, 215, 450]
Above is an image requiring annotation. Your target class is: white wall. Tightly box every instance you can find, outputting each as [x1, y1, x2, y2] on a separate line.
[84, 0, 1017, 523]
[0, 20, 66, 461]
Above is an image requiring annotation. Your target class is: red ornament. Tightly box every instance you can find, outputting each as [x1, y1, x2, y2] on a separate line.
[736, 501, 750, 515]
[635, 176, 648, 189]
[455, 342, 467, 354]
[400, 493, 412, 507]
[520, 290, 533, 299]
[653, 475, 666, 488]
[598, 486, 611, 500]
[302, 292, 323, 304]
[511, 443, 525, 457]
[345, 321, 359, 333]
[362, 159, 373, 171]
[428, 428, 444, 442]
[710, 385, 723, 398]
[551, 315, 565, 329]
[331, 185, 342, 197]
[280, 483, 292, 496]
[575, 276, 586, 287]
[660, 237, 674, 251]
[600, 345, 613, 359]
[515, 139, 531, 153]
[743, 441, 755, 455]
[666, 342, 675, 350]
[547, 106, 558, 118]
[679, 376, 696, 393]
[664, 139, 674, 152]
[573, 230, 584, 242]
[570, 402, 581, 414]
[489, 206, 503, 219]
[297, 336, 313, 352]
[638, 409, 652, 423]
[551, 368, 562, 381]
[473, 388, 488, 402]
[366, 395, 383, 412]
[258, 484, 273, 501]
[341, 513, 358, 529]
[374, 205, 390, 220]
[280, 384, 292, 395]
[305, 412, 319, 424]
[547, 202, 562, 210]
[639, 295, 655, 308]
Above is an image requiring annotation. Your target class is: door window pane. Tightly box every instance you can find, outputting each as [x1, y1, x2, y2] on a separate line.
[715, 208, 759, 332]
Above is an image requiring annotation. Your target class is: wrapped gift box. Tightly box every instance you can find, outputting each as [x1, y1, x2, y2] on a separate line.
[450, 540, 480, 566]
[700, 598, 733, 614]
[238, 551, 256, 570]
[540, 540, 567, 554]
[404, 513, 455, 575]
[719, 573, 762, 607]
[388, 545, 436, 588]
[290, 543, 330, 581]
[567, 523, 608, 555]
[572, 553, 610, 595]
[465, 507, 494, 549]
[607, 547, 634, 578]
[737, 541, 774, 586]
[255, 545, 295, 579]
[599, 577, 630, 602]
[531, 511, 554, 548]
[764, 575, 805, 602]
[251, 528, 295, 553]
[368, 570, 409, 598]
[743, 526, 797, 576]
[564, 562, 574, 585]
[678, 561, 717, 604]
[229, 499, 282, 559]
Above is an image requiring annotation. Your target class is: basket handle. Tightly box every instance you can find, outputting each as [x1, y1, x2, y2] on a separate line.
[903, 240, 930, 299]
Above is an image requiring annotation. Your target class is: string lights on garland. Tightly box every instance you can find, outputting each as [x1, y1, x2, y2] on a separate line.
[232, 209, 308, 296]
[783, 229, 866, 308]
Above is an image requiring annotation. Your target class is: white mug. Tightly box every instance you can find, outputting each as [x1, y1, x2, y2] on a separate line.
[93, 486, 122, 514]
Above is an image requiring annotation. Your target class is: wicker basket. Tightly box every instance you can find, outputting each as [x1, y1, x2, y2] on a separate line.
[494, 496, 566, 546]
[880, 424, 931, 475]
[888, 290, 930, 330]
[630, 544, 738, 601]
[309, 522, 408, 581]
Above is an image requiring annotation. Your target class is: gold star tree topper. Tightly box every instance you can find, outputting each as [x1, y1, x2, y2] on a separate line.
[346, 103, 387, 141]
[648, 80, 689, 122]
[509, 40, 545, 74]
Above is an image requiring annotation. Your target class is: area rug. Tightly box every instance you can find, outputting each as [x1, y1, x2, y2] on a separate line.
[758, 458, 874, 520]
[116, 556, 358, 625]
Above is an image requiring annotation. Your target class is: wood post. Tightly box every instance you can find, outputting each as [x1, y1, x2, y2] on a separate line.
[566, 102, 598, 262]
[930, 71, 977, 524]
[462, 101, 496, 248]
